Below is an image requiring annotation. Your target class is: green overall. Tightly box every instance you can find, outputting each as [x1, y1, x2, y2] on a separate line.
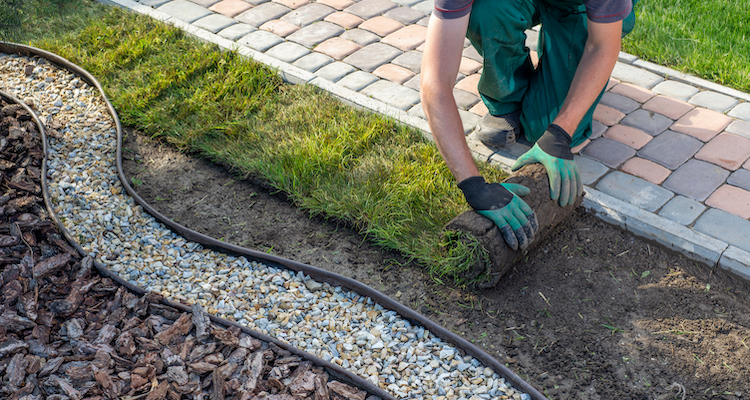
[466, 0, 637, 147]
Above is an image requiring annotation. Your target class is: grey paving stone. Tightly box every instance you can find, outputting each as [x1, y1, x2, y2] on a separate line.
[728, 102, 750, 122]
[411, 0, 434, 15]
[662, 159, 730, 201]
[392, 0, 422, 6]
[688, 91, 739, 113]
[658, 195, 706, 226]
[600, 92, 640, 114]
[595, 171, 674, 212]
[620, 109, 673, 136]
[591, 120, 606, 139]
[361, 80, 421, 110]
[345, 0, 399, 19]
[286, 22, 343, 48]
[726, 120, 750, 140]
[139, 0, 172, 7]
[235, 2, 291, 27]
[281, 3, 335, 27]
[265, 42, 310, 63]
[157, 0, 212, 23]
[611, 62, 663, 89]
[245, 0, 269, 5]
[383, 6, 426, 24]
[453, 88, 479, 110]
[637, 130, 703, 170]
[392, 51, 422, 73]
[727, 169, 750, 192]
[292, 52, 334, 72]
[575, 155, 610, 186]
[416, 15, 430, 27]
[404, 74, 420, 91]
[218, 23, 257, 41]
[343, 43, 402, 72]
[462, 45, 482, 63]
[459, 109, 481, 134]
[340, 29, 381, 46]
[237, 30, 284, 52]
[651, 80, 700, 102]
[408, 103, 425, 118]
[338, 71, 379, 91]
[578, 137, 636, 168]
[694, 209, 750, 252]
[316, 61, 356, 82]
[188, 0, 220, 7]
[193, 14, 237, 33]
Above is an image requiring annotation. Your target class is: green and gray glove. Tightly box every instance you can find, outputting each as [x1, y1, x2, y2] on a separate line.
[512, 124, 582, 207]
[458, 176, 539, 251]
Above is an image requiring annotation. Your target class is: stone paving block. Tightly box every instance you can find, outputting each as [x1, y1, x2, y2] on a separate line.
[404, 74, 420, 91]
[642, 95, 693, 120]
[158, 0, 212, 23]
[416, 15, 430, 27]
[454, 73, 480, 96]
[459, 109, 481, 134]
[658, 195, 706, 226]
[572, 139, 590, 154]
[694, 133, 750, 171]
[694, 209, 750, 252]
[237, 30, 284, 51]
[383, 6, 426, 24]
[575, 155, 609, 185]
[726, 120, 750, 140]
[314, 37, 361, 60]
[593, 104, 625, 126]
[373, 63, 414, 84]
[611, 62, 663, 89]
[595, 171, 674, 212]
[620, 109, 673, 136]
[706, 184, 750, 219]
[728, 102, 750, 122]
[340, 28, 381, 46]
[603, 124, 652, 149]
[689, 91, 739, 113]
[579, 137, 636, 168]
[209, 0, 253, 17]
[345, 0, 399, 19]
[316, 61, 356, 82]
[361, 80, 421, 110]
[273, 0, 309, 9]
[609, 82, 654, 103]
[651, 80, 700, 102]
[411, 0, 434, 15]
[236, 2, 291, 26]
[591, 120, 606, 139]
[392, 0, 422, 6]
[281, 3, 335, 26]
[728, 169, 750, 191]
[637, 130, 702, 170]
[316, 0, 354, 10]
[286, 22, 344, 47]
[672, 108, 733, 142]
[408, 103, 425, 118]
[599, 92, 639, 114]
[719, 247, 750, 281]
[620, 157, 671, 185]
[245, 0, 269, 5]
[469, 100, 488, 117]
[139, 0, 172, 7]
[392, 51, 422, 73]
[462, 45, 482, 63]
[458, 57, 482, 76]
[292, 52, 333, 72]
[381, 25, 427, 51]
[265, 41, 310, 62]
[662, 159, 730, 201]
[259, 19, 299, 36]
[189, 0, 220, 7]
[324, 11, 364, 29]
[453, 88, 480, 110]
[193, 13, 238, 32]
[217, 23, 257, 40]
[343, 43, 402, 72]
[359, 16, 404, 36]
[338, 70, 379, 91]
[605, 78, 619, 91]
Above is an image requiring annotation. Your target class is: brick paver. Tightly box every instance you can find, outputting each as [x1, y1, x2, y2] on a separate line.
[672, 108, 733, 142]
[579, 137, 636, 168]
[469, 100, 488, 117]
[620, 157, 671, 184]
[359, 16, 404, 36]
[273, 0, 309, 9]
[287, 22, 344, 47]
[642, 95, 694, 120]
[411, 0, 434, 15]
[292, 52, 333, 72]
[694, 209, 750, 252]
[651, 80, 700, 102]
[316, 0, 354, 10]
[281, 3, 335, 26]
[265, 41, 310, 62]
[381, 25, 427, 51]
[454, 74, 480, 96]
[609, 83, 654, 103]
[603, 124, 652, 149]
[193, 14, 238, 32]
[158, 0, 213, 22]
[726, 120, 750, 140]
[659, 196, 706, 226]
[662, 159, 730, 201]
[383, 6, 426, 24]
[392, 51, 422, 73]
[314, 37, 362, 60]
[599, 92, 639, 114]
[236, 2, 291, 26]
[694, 133, 750, 171]
[189, 0, 221, 7]
[572, 139, 590, 154]
[462, 45, 482, 63]
[344, 0, 399, 19]
[316, 61, 356, 82]
[452, 88, 480, 110]
[593, 104, 626, 126]
[728, 103, 750, 122]
[140, 0, 172, 7]
[611, 63, 663, 88]
[373, 64, 415, 84]
[729, 169, 750, 191]
[595, 171, 674, 212]
[237, 30, 284, 51]
[361, 80, 421, 110]
[217, 23, 256, 40]
[591, 121, 606, 139]
[259, 19, 299, 37]
[324, 11, 364, 29]
[637, 130, 702, 170]
[338, 70, 379, 91]
[575, 156, 609, 185]
[343, 43, 402, 72]
[705, 185, 750, 219]
[620, 109, 674, 136]
[209, 0, 253, 17]
[340, 29, 381, 46]
[458, 57, 482, 76]
[689, 91, 739, 113]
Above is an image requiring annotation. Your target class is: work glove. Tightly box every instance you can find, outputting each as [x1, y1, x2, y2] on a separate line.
[458, 176, 539, 251]
[512, 124, 582, 207]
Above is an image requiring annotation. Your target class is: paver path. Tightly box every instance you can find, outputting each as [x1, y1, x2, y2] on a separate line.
[109, 0, 750, 278]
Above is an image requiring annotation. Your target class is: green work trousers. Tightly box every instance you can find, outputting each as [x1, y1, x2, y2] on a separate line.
[466, 0, 636, 147]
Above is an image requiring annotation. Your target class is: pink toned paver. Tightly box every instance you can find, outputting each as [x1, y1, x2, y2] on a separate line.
[358, 16, 404, 37]
[593, 104, 626, 126]
[273, 0, 309, 9]
[316, 0, 354, 10]
[694, 133, 750, 171]
[314, 37, 361, 60]
[381, 25, 428, 51]
[705, 185, 750, 219]
[209, 0, 253, 17]
[671, 108, 733, 142]
[620, 158, 671, 184]
[455, 74, 481, 96]
[603, 124, 652, 149]
[606, 78, 620, 91]
[324, 11, 363, 29]
[373, 64, 415, 84]
[642, 95, 694, 120]
[572, 139, 590, 154]
[469, 100, 489, 117]
[609, 83, 654, 103]
[459, 57, 482, 75]
[259, 19, 300, 37]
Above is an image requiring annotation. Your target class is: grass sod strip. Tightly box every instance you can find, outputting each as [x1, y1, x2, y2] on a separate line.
[27, 6, 503, 284]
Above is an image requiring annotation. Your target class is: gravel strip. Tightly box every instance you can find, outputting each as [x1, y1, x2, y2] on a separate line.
[0, 52, 531, 400]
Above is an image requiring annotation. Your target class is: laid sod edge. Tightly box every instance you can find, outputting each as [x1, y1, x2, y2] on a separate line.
[25, 7, 500, 285]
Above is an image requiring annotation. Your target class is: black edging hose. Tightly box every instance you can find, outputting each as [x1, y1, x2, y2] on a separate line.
[2, 42, 548, 400]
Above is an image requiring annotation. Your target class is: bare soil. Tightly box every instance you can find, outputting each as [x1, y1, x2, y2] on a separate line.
[123, 129, 750, 400]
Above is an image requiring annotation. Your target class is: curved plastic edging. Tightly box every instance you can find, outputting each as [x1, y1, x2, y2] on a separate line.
[2, 41, 548, 400]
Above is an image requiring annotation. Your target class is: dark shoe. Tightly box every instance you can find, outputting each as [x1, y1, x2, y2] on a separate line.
[472, 109, 522, 148]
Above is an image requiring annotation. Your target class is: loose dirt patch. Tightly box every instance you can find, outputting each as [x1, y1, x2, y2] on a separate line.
[124, 129, 750, 400]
